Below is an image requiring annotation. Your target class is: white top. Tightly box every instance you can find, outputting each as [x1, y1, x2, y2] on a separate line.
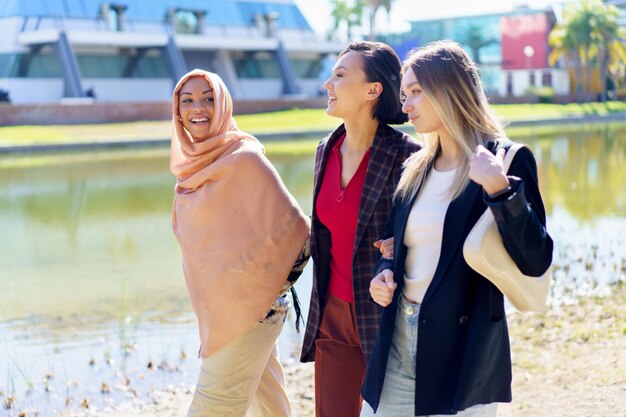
[403, 167, 456, 303]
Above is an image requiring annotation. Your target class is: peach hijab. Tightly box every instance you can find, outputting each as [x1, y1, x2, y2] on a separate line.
[170, 69, 309, 357]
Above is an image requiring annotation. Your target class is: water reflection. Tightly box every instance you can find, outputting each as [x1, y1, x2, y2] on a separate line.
[0, 149, 317, 415]
[524, 124, 625, 218]
[0, 152, 314, 323]
[0, 124, 624, 415]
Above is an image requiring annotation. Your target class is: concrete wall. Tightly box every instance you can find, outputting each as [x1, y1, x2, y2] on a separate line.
[0, 78, 64, 103]
[1, 76, 325, 104]
[1, 78, 173, 104]
[500, 68, 570, 97]
[551, 70, 570, 96]
[0, 101, 172, 125]
[298, 79, 324, 96]
[83, 79, 173, 102]
[238, 79, 282, 99]
[0, 98, 327, 126]
[0, 17, 26, 53]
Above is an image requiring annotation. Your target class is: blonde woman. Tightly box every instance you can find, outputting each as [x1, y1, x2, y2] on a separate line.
[361, 41, 553, 416]
[170, 69, 310, 417]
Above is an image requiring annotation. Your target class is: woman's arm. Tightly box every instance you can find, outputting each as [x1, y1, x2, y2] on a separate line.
[485, 147, 553, 276]
[373, 202, 397, 276]
[470, 145, 553, 277]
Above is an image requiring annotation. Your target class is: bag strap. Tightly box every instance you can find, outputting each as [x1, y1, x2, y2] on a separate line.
[502, 143, 525, 175]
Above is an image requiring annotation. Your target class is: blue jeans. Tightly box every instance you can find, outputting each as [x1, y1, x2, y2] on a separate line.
[361, 296, 497, 417]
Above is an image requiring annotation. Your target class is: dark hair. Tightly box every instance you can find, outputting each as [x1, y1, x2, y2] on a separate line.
[339, 41, 408, 125]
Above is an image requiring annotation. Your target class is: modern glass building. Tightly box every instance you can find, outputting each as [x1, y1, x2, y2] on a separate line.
[0, 0, 342, 104]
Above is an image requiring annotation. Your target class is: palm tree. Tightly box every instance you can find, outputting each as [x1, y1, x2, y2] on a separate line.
[461, 25, 497, 65]
[549, 1, 597, 98]
[329, 0, 365, 41]
[366, 0, 395, 41]
[569, 2, 596, 96]
[548, 24, 584, 99]
[607, 58, 626, 100]
[548, 0, 626, 101]
[587, 0, 626, 101]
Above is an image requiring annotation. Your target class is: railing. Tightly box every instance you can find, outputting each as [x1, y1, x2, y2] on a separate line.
[19, 15, 167, 34]
[18, 15, 335, 45]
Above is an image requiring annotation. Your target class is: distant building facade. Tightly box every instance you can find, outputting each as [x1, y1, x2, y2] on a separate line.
[381, 7, 570, 98]
[0, 0, 342, 104]
[500, 12, 570, 98]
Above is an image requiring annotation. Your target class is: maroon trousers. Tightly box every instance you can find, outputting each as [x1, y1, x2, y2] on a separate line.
[314, 294, 366, 417]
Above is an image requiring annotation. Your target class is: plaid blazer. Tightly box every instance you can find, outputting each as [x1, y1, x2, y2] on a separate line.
[300, 123, 420, 363]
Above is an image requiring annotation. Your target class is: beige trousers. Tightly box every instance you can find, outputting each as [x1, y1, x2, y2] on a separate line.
[187, 311, 291, 417]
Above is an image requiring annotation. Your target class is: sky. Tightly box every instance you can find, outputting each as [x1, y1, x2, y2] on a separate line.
[294, 0, 566, 38]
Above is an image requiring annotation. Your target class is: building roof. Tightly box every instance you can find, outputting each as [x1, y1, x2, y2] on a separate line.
[405, 5, 553, 24]
[0, 0, 311, 30]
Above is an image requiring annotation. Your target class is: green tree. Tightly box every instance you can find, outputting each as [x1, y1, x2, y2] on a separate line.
[461, 25, 498, 65]
[329, 0, 364, 41]
[366, 0, 395, 41]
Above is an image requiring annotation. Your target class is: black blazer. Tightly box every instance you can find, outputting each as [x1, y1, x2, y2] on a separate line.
[361, 140, 553, 415]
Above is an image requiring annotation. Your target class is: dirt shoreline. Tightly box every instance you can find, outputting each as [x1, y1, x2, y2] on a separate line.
[74, 284, 625, 417]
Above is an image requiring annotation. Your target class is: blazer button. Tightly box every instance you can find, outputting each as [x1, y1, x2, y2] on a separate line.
[459, 315, 469, 324]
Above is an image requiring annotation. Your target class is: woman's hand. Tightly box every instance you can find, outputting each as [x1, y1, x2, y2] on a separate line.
[373, 237, 395, 259]
[370, 269, 397, 307]
[468, 145, 510, 196]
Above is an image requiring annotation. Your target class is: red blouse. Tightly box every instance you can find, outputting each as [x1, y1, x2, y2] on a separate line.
[316, 134, 372, 303]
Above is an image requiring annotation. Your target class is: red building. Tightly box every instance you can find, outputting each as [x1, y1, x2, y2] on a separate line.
[500, 10, 570, 98]
[501, 13, 552, 70]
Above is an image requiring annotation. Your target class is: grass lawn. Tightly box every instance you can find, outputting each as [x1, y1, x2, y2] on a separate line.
[493, 101, 626, 121]
[1, 102, 625, 146]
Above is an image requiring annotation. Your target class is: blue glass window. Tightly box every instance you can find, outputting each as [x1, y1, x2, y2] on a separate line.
[292, 59, 324, 78]
[0, 53, 62, 77]
[231, 52, 280, 78]
[76, 53, 169, 78]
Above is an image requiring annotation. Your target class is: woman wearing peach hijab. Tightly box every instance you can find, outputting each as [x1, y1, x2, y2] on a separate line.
[170, 69, 310, 417]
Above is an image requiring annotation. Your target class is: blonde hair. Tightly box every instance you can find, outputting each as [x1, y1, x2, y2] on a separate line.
[395, 40, 506, 202]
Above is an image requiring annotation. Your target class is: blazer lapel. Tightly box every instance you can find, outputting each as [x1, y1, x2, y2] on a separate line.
[312, 125, 346, 201]
[353, 125, 398, 251]
[391, 192, 416, 294]
[421, 179, 483, 307]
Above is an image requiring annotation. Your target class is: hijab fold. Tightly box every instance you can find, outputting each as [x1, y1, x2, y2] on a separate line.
[170, 69, 309, 357]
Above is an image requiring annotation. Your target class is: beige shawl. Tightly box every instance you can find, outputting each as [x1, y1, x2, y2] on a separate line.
[170, 69, 309, 357]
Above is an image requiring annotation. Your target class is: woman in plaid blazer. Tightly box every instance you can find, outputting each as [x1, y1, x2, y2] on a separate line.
[300, 41, 420, 417]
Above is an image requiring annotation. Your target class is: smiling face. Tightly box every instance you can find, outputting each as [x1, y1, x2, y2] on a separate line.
[401, 67, 444, 136]
[178, 76, 215, 141]
[323, 51, 379, 120]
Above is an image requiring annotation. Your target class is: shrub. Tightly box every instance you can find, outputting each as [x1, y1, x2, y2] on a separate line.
[537, 86, 556, 103]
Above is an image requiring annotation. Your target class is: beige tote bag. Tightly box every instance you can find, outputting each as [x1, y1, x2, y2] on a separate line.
[463, 143, 552, 312]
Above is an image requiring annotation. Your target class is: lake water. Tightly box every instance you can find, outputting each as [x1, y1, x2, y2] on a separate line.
[1, 123, 624, 415]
